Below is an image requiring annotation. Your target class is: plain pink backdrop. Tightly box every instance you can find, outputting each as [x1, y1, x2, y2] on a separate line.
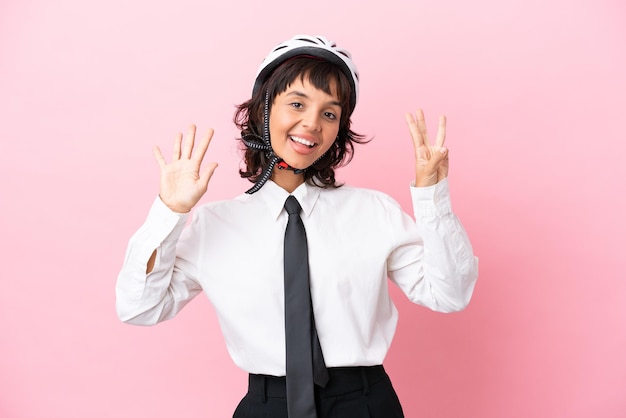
[1, 0, 624, 417]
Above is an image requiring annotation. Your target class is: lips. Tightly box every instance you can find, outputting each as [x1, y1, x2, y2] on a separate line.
[290, 135, 316, 148]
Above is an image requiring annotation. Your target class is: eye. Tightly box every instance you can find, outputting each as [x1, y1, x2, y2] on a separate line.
[324, 111, 337, 120]
[290, 102, 303, 109]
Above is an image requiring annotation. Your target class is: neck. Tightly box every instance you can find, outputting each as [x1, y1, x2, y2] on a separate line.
[272, 167, 305, 193]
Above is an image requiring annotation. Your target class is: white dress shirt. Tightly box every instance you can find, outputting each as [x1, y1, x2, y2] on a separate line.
[116, 178, 478, 376]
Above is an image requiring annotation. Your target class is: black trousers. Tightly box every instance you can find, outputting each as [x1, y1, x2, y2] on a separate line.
[232, 365, 404, 418]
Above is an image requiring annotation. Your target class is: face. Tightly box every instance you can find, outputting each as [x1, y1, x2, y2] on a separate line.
[269, 76, 342, 173]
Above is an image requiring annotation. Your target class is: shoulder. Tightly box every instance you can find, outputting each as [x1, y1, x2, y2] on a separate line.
[325, 184, 399, 204]
[319, 185, 404, 214]
[192, 193, 262, 220]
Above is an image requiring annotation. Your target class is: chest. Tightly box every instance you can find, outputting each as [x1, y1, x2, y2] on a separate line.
[195, 208, 393, 296]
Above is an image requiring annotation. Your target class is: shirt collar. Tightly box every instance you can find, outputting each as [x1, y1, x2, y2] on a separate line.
[256, 180, 322, 220]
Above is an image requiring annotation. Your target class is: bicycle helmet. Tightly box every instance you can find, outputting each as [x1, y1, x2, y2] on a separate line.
[252, 34, 359, 112]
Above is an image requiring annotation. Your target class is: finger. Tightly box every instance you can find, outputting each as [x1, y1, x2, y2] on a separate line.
[182, 125, 196, 159]
[404, 112, 424, 148]
[435, 115, 447, 148]
[153, 146, 167, 169]
[192, 128, 214, 164]
[416, 109, 430, 145]
[199, 162, 219, 188]
[172, 133, 183, 160]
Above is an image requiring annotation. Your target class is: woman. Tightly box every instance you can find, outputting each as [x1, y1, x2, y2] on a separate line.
[116, 34, 478, 417]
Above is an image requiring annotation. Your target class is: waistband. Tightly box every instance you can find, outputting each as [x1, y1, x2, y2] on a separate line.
[248, 365, 387, 399]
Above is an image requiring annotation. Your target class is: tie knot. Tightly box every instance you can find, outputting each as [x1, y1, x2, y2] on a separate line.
[284, 195, 302, 215]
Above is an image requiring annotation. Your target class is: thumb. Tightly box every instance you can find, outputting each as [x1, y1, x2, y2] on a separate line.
[200, 162, 219, 188]
[429, 147, 448, 168]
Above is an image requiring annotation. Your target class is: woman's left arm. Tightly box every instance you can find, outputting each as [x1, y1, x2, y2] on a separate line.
[387, 110, 478, 312]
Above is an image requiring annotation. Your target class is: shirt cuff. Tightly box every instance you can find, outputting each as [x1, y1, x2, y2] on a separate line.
[148, 195, 190, 228]
[410, 178, 453, 218]
[139, 197, 191, 259]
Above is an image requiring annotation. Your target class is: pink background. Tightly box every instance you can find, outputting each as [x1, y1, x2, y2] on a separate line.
[1, 0, 625, 417]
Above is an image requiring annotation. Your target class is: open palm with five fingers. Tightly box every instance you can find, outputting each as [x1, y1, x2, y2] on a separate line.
[405, 109, 449, 187]
[153, 125, 218, 213]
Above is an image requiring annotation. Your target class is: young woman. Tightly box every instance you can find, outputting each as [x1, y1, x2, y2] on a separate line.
[116, 35, 478, 418]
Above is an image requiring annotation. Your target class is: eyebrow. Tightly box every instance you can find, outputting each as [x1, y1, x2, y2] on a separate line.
[286, 90, 342, 107]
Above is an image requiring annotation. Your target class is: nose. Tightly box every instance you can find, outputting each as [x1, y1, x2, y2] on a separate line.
[301, 110, 322, 132]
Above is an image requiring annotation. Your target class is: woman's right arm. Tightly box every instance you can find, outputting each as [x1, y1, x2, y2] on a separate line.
[115, 126, 218, 325]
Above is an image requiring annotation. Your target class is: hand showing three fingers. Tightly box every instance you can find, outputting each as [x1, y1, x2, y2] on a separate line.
[153, 125, 218, 213]
[405, 109, 449, 187]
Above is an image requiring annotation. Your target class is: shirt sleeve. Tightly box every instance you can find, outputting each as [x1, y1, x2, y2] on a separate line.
[387, 178, 479, 313]
[115, 196, 203, 325]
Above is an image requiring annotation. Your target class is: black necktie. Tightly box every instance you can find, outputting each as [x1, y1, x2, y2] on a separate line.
[283, 195, 329, 418]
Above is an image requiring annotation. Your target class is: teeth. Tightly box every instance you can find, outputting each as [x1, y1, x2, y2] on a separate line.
[290, 136, 315, 148]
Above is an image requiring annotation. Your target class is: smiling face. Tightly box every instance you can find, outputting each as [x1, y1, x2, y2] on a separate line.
[269, 75, 342, 190]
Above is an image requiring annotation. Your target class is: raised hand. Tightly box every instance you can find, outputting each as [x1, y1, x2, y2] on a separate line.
[405, 109, 449, 187]
[153, 125, 218, 213]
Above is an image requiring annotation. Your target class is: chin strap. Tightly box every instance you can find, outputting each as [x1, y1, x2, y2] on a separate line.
[242, 134, 326, 194]
[277, 161, 305, 174]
